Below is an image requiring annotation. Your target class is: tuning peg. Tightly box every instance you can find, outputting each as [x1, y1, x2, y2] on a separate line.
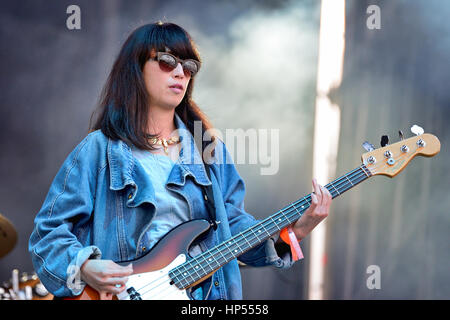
[398, 130, 404, 140]
[362, 141, 375, 152]
[380, 135, 389, 147]
[411, 125, 424, 136]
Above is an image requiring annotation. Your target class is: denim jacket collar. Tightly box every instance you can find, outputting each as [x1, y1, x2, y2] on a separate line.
[106, 113, 211, 205]
[170, 113, 212, 187]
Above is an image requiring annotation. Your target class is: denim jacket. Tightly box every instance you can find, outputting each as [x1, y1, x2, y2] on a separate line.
[29, 115, 294, 299]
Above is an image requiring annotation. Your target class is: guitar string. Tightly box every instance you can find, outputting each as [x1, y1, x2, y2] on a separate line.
[158, 173, 366, 287]
[171, 169, 372, 288]
[123, 145, 416, 297]
[136, 165, 371, 294]
[124, 270, 175, 299]
[133, 276, 183, 299]
[138, 153, 406, 295]
[176, 149, 411, 283]
[170, 153, 405, 288]
[178, 153, 409, 285]
[133, 152, 407, 295]
[170, 166, 372, 288]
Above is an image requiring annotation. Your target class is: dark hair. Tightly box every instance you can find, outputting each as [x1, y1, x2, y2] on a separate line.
[89, 22, 214, 157]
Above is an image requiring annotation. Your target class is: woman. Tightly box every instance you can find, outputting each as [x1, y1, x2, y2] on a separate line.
[29, 22, 331, 300]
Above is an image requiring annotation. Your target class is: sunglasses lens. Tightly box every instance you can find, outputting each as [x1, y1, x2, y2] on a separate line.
[183, 60, 198, 76]
[156, 53, 199, 76]
[159, 54, 177, 68]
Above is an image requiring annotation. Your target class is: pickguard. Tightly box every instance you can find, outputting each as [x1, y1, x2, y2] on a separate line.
[116, 254, 189, 300]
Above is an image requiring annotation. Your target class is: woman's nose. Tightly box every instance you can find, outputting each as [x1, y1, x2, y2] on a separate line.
[173, 63, 185, 77]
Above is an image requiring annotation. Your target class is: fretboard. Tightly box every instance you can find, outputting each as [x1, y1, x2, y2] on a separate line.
[169, 165, 372, 289]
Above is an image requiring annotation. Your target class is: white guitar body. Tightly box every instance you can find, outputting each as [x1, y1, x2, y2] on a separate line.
[117, 254, 189, 300]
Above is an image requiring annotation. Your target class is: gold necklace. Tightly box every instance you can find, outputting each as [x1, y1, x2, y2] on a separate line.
[149, 136, 180, 154]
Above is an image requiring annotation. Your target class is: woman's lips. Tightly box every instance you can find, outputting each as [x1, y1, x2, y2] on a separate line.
[169, 84, 183, 94]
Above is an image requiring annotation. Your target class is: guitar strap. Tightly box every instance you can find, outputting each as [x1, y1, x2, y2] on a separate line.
[191, 162, 218, 300]
[202, 163, 219, 230]
[191, 129, 219, 230]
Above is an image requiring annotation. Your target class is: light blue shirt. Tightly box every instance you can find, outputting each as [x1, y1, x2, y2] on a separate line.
[131, 149, 189, 250]
[131, 144, 203, 299]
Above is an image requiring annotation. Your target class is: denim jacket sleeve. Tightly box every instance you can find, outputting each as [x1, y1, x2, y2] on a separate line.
[215, 139, 295, 269]
[28, 134, 103, 297]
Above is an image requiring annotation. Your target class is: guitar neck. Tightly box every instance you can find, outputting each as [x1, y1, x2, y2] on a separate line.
[170, 165, 372, 289]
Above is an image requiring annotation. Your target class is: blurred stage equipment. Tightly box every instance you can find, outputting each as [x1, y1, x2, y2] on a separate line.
[0, 269, 52, 300]
[0, 213, 53, 300]
[0, 213, 17, 258]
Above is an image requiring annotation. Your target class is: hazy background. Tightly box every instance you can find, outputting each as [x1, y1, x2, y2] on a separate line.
[0, 0, 449, 299]
[327, 0, 450, 299]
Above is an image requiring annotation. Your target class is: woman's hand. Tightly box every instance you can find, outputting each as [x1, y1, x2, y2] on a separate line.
[292, 178, 332, 240]
[80, 259, 133, 300]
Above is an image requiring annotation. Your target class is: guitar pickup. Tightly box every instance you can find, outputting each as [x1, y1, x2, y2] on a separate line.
[127, 287, 142, 300]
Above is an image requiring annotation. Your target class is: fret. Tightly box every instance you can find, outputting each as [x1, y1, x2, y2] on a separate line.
[180, 264, 189, 278]
[304, 196, 311, 205]
[249, 227, 262, 243]
[329, 182, 340, 196]
[241, 231, 253, 248]
[191, 256, 206, 277]
[345, 175, 354, 187]
[279, 208, 292, 225]
[198, 253, 220, 277]
[201, 253, 217, 275]
[169, 270, 182, 287]
[209, 254, 221, 269]
[269, 216, 281, 230]
[215, 245, 229, 264]
[179, 263, 194, 287]
[255, 228, 262, 237]
[275, 215, 285, 228]
[187, 260, 203, 279]
[225, 241, 237, 259]
[259, 223, 271, 237]
[228, 239, 239, 258]
[361, 165, 371, 177]
[291, 203, 302, 220]
[336, 170, 359, 193]
[194, 259, 207, 276]
[263, 221, 278, 236]
[177, 277, 188, 289]
[232, 239, 243, 255]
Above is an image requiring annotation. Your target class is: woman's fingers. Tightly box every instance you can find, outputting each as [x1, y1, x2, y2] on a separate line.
[294, 180, 333, 239]
[312, 179, 323, 206]
[81, 260, 134, 297]
[310, 180, 333, 215]
[320, 186, 329, 209]
[310, 190, 318, 211]
[99, 263, 133, 290]
[105, 262, 133, 277]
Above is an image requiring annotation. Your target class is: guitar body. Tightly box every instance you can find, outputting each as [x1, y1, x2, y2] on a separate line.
[63, 219, 212, 300]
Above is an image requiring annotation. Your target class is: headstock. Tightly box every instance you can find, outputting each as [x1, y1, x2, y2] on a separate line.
[361, 126, 441, 178]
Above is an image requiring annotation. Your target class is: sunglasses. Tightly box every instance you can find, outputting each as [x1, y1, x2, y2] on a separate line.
[151, 52, 201, 77]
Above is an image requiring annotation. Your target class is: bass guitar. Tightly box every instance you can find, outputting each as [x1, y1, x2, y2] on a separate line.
[64, 127, 440, 300]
